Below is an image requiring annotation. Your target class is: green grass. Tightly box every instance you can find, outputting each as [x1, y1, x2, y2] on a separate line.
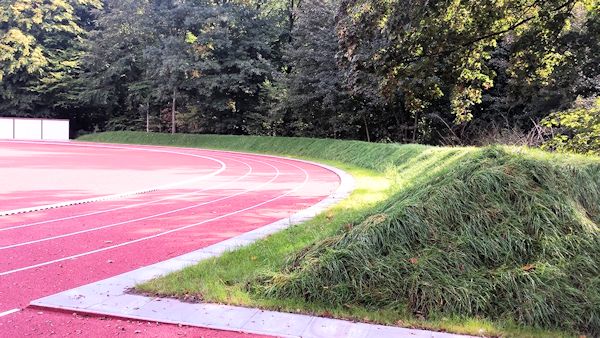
[79, 131, 600, 337]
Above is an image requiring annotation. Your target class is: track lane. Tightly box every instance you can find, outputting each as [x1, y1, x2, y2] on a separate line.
[0, 175, 249, 231]
[0, 152, 316, 275]
[0, 151, 315, 247]
[0, 152, 288, 253]
[0, 158, 256, 244]
[0, 141, 340, 337]
[0, 161, 286, 272]
[0, 145, 262, 230]
[0, 141, 227, 213]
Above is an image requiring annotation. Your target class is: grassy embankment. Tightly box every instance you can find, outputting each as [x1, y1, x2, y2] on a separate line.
[80, 131, 600, 337]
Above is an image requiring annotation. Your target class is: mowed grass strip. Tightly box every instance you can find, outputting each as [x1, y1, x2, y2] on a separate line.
[80, 132, 600, 337]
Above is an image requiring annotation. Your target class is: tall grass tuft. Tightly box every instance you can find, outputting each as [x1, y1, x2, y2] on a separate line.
[255, 147, 600, 335]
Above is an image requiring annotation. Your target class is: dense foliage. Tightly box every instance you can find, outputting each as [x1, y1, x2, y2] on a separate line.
[1, 0, 598, 149]
[0, 0, 101, 115]
[542, 96, 600, 154]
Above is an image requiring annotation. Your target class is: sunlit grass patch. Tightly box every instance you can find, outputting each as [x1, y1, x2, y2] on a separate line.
[136, 162, 394, 302]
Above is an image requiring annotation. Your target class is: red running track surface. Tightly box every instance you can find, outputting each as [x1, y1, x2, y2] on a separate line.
[0, 140, 341, 337]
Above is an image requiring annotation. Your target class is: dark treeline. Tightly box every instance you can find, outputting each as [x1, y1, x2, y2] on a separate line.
[1, 0, 598, 151]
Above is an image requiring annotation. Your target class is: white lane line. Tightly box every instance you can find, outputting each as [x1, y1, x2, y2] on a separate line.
[0, 308, 20, 317]
[0, 142, 227, 217]
[0, 157, 252, 232]
[0, 150, 285, 247]
[0, 150, 290, 248]
[0, 155, 309, 277]
[0, 159, 256, 250]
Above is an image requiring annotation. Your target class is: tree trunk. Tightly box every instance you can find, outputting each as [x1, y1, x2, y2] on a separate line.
[146, 99, 150, 133]
[171, 88, 177, 134]
[289, 0, 293, 33]
[412, 111, 419, 142]
[362, 113, 371, 142]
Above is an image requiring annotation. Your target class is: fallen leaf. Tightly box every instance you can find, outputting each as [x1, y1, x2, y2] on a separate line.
[522, 264, 535, 272]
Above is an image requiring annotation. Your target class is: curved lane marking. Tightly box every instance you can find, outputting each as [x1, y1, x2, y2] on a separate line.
[0, 141, 227, 217]
[0, 308, 20, 318]
[0, 156, 253, 232]
[0, 154, 311, 276]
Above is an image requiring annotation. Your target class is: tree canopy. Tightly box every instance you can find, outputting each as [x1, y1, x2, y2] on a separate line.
[0, 0, 100, 113]
[0, 0, 598, 152]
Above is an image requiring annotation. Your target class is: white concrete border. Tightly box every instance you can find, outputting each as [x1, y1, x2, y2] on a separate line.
[30, 150, 469, 338]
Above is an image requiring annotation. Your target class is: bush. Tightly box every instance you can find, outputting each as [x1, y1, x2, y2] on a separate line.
[542, 97, 600, 155]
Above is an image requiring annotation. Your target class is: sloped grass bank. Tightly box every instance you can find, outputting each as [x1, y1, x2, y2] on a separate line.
[80, 132, 600, 336]
[256, 148, 600, 336]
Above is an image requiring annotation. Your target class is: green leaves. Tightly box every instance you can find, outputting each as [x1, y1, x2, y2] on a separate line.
[263, 0, 360, 138]
[0, 0, 596, 146]
[0, 0, 100, 112]
[542, 97, 600, 155]
[77, 0, 279, 133]
[337, 0, 583, 123]
[0, 28, 46, 80]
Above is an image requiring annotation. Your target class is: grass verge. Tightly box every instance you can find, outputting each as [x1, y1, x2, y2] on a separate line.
[79, 131, 600, 337]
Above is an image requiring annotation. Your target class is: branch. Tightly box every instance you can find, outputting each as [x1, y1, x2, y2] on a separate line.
[398, 0, 576, 64]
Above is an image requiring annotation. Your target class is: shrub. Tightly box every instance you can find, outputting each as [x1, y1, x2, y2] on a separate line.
[542, 97, 600, 155]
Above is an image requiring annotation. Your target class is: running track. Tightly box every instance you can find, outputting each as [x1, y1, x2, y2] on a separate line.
[0, 140, 340, 337]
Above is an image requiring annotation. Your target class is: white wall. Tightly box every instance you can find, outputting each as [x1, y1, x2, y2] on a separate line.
[42, 120, 70, 141]
[0, 118, 13, 139]
[0, 118, 69, 141]
[14, 119, 42, 140]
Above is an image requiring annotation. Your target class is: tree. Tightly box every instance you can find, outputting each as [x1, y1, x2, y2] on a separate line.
[76, 0, 157, 131]
[264, 0, 360, 139]
[336, 0, 584, 131]
[0, 0, 100, 114]
[2, 0, 596, 147]
[461, 1, 600, 143]
[180, 0, 278, 134]
[542, 96, 600, 155]
[142, 1, 194, 134]
[78, 0, 280, 134]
